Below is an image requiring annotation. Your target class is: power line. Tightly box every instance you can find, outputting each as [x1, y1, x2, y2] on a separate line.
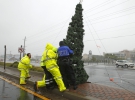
[11, 0, 133, 47]
[26, 24, 67, 41]
[87, 6, 135, 21]
[16, 33, 135, 55]
[114, 68, 135, 87]
[85, 13, 135, 92]
[26, 12, 74, 46]
[26, 15, 135, 47]
[85, 14, 114, 89]
[85, 0, 130, 16]
[26, 28, 67, 46]
[85, 14, 115, 90]
[89, 11, 135, 24]
[6, 0, 134, 56]
[84, 17, 101, 55]
[91, 66, 135, 95]
[26, 32, 59, 46]
[84, 0, 115, 13]
[16, 24, 134, 49]
[24, 27, 135, 53]
[90, 26, 135, 35]
[7, 29, 66, 52]
[94, 21, 135, 31]
[7, 38, 26, 52]
[83, 0, 99, 10]
[26, 10, 75, 40]
[52, 23, 68, 44]
[84, 13, 108, 53]
[27, 0, 115, 40]
[8, 24, 135, 53]
[52, 11, 74, 44]
[84, 33, 135, 42]
[26, 18, 70, 39]
[112, 81, 135, 95]
[28, 12, 135, 45]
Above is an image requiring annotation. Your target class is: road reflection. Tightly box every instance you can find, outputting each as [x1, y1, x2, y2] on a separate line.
[0, 78, 42, 100]
[84, 64, 135, 92]
[17, 89, 31, 100]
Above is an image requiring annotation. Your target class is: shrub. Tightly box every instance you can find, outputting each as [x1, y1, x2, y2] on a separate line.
[0, 61, 43, 72]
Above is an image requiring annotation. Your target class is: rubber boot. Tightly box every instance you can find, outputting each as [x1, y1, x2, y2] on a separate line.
[34, 81, 38, 92]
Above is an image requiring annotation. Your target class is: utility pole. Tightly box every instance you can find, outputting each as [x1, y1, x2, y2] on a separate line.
[4, 45, 6, 70]
[88, 50, 92, 65]
[10, 51, 11, 58]
[20, 45, 22, 60]
[23, 36, 26, 56]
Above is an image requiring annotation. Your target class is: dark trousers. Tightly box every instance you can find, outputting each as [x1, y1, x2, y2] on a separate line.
[58, 60, 76, 88]
[41, 66, 56, 89]
[41, 66, 52, 79]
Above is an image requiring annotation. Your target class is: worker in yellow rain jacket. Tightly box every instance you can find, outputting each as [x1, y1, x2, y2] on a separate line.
[35, 43, 66, 92]
[34, 47, 57, 91]
[18, 53, 32, 85]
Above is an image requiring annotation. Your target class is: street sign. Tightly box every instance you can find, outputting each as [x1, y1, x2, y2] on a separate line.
[18, 47, 24, 53]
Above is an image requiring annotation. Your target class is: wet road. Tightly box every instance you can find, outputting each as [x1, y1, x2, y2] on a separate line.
[0, 78, 44, 100]
[84, 64, 135, 92]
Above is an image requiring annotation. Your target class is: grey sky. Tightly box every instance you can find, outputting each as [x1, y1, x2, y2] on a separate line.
[0, 0, 135, 56]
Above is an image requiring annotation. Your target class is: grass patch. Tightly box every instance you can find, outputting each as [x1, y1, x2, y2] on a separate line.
[0, 62, 43, 72]
[0, 62, 12, 67]
[31, 66, 44, 72]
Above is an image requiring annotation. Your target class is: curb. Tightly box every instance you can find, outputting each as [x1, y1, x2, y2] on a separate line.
[0, 69, 90, 100]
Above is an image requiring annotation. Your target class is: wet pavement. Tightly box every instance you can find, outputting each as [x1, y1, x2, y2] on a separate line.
[0, 78, 42, 100]
[84, 64, 135, 92]
[0, 64, 135, 100]
[0, 67, 70, 100]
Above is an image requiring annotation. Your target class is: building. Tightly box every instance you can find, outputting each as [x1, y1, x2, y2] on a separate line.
[34, 55, 42, 63]
[82, 54, 89, 61]
[104, 49, 135, 62]
[82, 53, 104, 62]
[9, 57, 18, 61]
[6, 54, 13, 59]
[13, 54, 20, 60]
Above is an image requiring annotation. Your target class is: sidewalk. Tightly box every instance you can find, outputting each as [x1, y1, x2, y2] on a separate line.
[0, 66, 135, 100]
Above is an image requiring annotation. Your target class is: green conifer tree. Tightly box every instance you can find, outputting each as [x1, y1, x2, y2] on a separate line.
[63, 3, 89, 84]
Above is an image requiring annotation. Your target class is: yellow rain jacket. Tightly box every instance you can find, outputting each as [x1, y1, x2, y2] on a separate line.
[41, 43, 58, 69]
[40, 43, 66, 91]
[18, 55, 32, 84]
[18, 55, 32, 70]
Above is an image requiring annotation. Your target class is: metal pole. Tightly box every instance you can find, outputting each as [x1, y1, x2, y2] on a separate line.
[20, 45, 22, 60]
[23, 36, 26, 56]
[4, 45, 6, 70]
[88, 54, 89, 65]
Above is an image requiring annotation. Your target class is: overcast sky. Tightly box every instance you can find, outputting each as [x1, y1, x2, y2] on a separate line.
[0, 0, 135, 56]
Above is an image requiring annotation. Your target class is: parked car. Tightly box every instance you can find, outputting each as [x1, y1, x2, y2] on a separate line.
[116, 60, 134, 68]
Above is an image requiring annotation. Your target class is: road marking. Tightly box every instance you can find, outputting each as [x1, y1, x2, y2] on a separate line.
[0, 76, 50, 100]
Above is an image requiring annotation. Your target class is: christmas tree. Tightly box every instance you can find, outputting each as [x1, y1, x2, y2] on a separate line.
[63, 3, 89, 84]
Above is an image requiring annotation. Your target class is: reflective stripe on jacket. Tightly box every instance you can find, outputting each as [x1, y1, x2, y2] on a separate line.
[40, 43, 58, 67]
